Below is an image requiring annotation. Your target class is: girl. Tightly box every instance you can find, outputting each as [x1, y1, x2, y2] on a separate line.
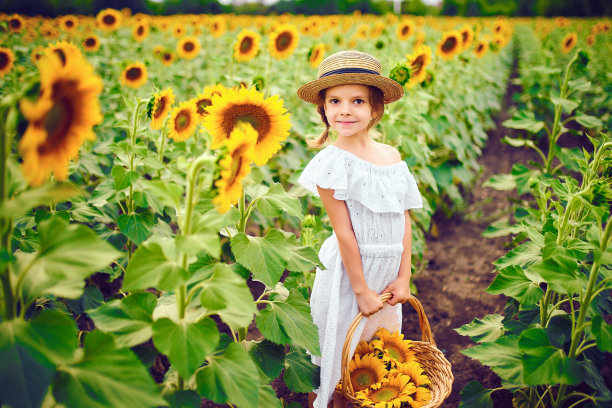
[296, 51, 423, 408]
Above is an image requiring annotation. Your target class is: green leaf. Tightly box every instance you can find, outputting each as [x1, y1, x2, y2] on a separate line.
[123, 241, 188, 291]
[88, 292, 156, 348]
[455, 314, 504, 343]
[486, 265, 543, 305]
[248, 340, 286, 380]
[482, 217, 523, 238]
[144, 180, 183, 211]
[579, 358, 612, 401]
[458, 380, 494, 408]
[0, 311, 77, 408]
[494, 239, 542, 269]
[53, 331, 165, 408]
[20, 218, 120, 302]
[258, 383, 283, 408]
[528, 255, 584, 294]
[117, 213, 153, 245]
[461, 335, 524, 387]
[575, 113, 603, 128]
[550, 94, 578, 114]
[65, 285, 105, 315]
[255, 291, 320, 355]
[198, 263, 257, 329]
[482, 173, 516, 191]
[164, 390, 202, 408]
[195, 343, 260, 408]
[285, 234, 323, 272]
[255, 182, 302, 218]
[519, 327, 584, 385]
[231, 230, 290, 287]
[591, 315, 612, 352]
[283, 347, 320, 393]
[0, 182, 80, 218]
[153, 317, 219, 380]
[502, 111, 545, 133]
[111, 165, 139, 191]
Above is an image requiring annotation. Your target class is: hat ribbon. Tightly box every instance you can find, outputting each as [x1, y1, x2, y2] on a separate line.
[320, 67, 379, 78]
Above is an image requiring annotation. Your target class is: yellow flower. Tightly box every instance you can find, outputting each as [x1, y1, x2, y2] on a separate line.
[355, 372, 416, 408]
[168, 101, 199, 142]
[308, 43, 326, 69]
[132, 21, 149, 42]
[82, 34, 100, 52]
[473, 39, 488, 58]
[203, 86, 291, 166]
[355, 24, 369, 40]
[349, 353, 388, 392]
[120, 62, 147, 89]
[437, 30, 462, 61]
[234, 29, 261, 62]
[394, 361, 431, 387]
[0, 47, 15, 77]
[177, 35, 201, 60]
[459, 25, 474, 51]
[354, 339, 374, 357]
[44, 41, 80, 67]
[192, 84, 227, 119]
[268, 24, 299, 60]
[371, 328, 415, 364]
[210, 16, 226, 38]
[412, 387, 432, 408]
[160, 50, 176, 66]
[407, 44, 432, 87]
[59, 15, 78, 32]
[150, 88, 175, 130]
[172, 23, 186, 38]
[8, 14, 24, 33]
[397, 20, 415, 41]
[30, 45, 45, 64]
[97, 8, 122, 31]
[19, 49, 103, 186]
[561, 32, 578, 53]
[213, 122, 257, 213]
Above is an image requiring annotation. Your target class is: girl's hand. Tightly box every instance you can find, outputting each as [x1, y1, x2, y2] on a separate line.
[355, 288, 384, 317]
[382, 276, 412, 306]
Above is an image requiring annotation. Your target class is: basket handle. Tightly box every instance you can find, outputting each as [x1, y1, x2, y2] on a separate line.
[340, 294, 436, 396]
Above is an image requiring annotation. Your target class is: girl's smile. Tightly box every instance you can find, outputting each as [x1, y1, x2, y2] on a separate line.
[324, 84, 376, 139]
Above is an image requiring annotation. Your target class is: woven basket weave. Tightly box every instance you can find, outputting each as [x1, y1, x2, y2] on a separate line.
[340, 294, 453, 408]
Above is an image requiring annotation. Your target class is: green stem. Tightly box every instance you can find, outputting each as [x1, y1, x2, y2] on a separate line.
[1, 105, 17, 319]
[540, 287, 552, 327]
[237, 191, 247, 233]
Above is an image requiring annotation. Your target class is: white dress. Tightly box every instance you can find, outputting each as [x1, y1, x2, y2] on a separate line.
[297, 144, 423, 408]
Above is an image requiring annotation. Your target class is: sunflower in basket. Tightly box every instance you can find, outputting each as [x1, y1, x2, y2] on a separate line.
[343, 328, 432, 408]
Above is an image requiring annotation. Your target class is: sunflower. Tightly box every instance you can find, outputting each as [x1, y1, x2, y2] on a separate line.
[120, 62, 148, 89]
[18, 49, 103, 186]
[203, 86, 291, 166]
[59, 15, 78, 32]
[561, 32, 578, 53]
[97, 8, 122, 32]
[394, 361, 431, 387]
[586, 34, 595, 46]
[8, 14, 24, 33]
[268, 24, 299, 60]
[459, 25, 474, 50]
[355, 24, 369, 40]
[160, 50, 175, 66]
[371, 328, 415, 364]
[0, 47, 15, 77]
[437, 30, 462, 61]
[153, 45, 165, 55]
[234, 29, 261, 62]
[349, 353, 388, 392]
[30, 45, 45, 64]
[396, 20, 414, 41]
[192, 84, 227, 119]
[473, 39, 488, 58]
[40, 23, 59, 40]
[210, 16, 226, 38]
[45, 41, 80, 67]
[213, 122, 257, 214]
[389, 63, 410, 86]
[407, 44, 432, 87]
[354, 339, 374, 358]
[82, 34, 100, 52]
[412, 387, 432, 408]
[414, 31, 426, 48]
[168, 101, 199, 142]
[177, 35, 201, 60]
[355, 373, 416, 408]
[308, 43, 326, 68]
[132, 21, 149, 42]
[149, 88, 175, 130]
[172, 23, 185, 38]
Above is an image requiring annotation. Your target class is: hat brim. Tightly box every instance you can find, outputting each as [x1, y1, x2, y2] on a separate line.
[297, 73, 404, 105]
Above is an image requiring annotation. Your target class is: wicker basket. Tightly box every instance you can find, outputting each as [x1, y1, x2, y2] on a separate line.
[340, 293, 453, 408]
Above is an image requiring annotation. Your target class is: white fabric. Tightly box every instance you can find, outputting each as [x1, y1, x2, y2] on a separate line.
[297, 144, 423, 408]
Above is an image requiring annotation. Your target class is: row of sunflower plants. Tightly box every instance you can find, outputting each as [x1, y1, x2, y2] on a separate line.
[456, 46, 611, 408]
[0, 41, 323, 408]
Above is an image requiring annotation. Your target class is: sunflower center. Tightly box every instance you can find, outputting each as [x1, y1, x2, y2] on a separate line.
[222, 104, 271, 143]
[66, 20, 74, 27]
[386, 344, 406, 362]
[137, 25, 144, 36]
[275, 32, 292, 51]
[53, 49, 67, 66]
[175, 110, 191, 132]
[310, 49, 319, 61]
[402, 26, 409, 35]
[350, 368, 376, 391]
[153, 98, 166, 119]
[85, 37, 96, 47]
[0, 53, 8, 69]
[126, 67, 142, 81]
[163, 52, 172, 61]
[196, 98, 211, 115]
[40, 90, 74, 155]
[441, 36, 457, 52]
[371, 387, 400, 402]
[103, 14, 116, 26]
[565, 38, 573, 47]
[240, 37, 253, 53]
[477, 44, 484, 52]
[10, 19, 21, 29]
[412, 55, 425, 76]
[183, 42, 195, 52]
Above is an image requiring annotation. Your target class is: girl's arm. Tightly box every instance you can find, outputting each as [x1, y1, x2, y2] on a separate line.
[317, 186, 384, 317]
[382, 210, 413, 306]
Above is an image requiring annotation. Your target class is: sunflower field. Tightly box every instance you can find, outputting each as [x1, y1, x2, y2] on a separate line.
[0, 8, 610, 408]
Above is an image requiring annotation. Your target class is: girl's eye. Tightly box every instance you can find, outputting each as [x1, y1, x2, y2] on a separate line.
[354, 99, 365, 104]
[328, 98, 339, 104]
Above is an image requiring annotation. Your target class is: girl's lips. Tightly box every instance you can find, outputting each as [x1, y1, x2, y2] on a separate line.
[337, 121, 355, 125]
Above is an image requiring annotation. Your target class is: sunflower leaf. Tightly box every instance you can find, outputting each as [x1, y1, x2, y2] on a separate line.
[486, 265, 543, 305]
[455, 314, 505, 343]
[461, 335, 524, 387]
[230, 230, 290, 287]
[458, 380, 494, 408]
[117, 213, 153, 245]
[283, 347, 320, 393]
[502, 111, 545, 134]
[111, 165, 139, 192]
[248, 340, 286, 381]
[0, 182, 80, 218]
[255, 182, 302, 218]
[123, 241, 188, 291]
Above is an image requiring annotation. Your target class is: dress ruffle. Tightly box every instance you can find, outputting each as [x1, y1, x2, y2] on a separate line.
[297, 144, 423, 213]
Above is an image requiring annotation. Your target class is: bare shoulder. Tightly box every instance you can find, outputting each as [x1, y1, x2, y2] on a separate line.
[375, 142, 402, 164]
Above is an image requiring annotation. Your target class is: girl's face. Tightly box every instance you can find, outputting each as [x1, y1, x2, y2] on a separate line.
[324, 84, 376, 140]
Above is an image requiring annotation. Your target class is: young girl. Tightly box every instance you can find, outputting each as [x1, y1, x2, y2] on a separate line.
[296, 51, 423, 408]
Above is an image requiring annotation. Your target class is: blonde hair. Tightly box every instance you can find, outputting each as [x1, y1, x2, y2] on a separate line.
[307, 85, 385, 149]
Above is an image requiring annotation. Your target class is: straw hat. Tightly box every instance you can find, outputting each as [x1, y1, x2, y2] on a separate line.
[297, 50, 404, 104]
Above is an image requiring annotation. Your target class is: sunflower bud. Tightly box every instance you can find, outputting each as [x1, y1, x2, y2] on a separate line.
[389, 64, 410, 86]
